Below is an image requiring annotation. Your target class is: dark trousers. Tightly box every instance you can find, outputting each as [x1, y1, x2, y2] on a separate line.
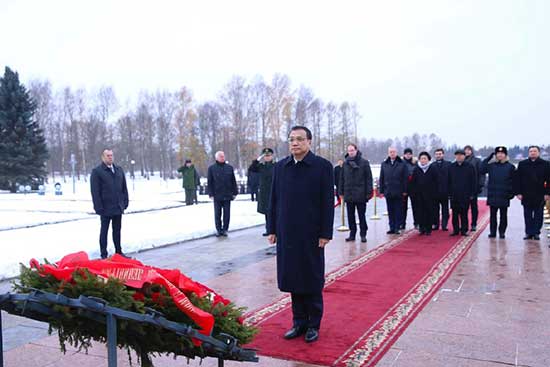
[490, 206, 508, 235]
[291, 292, 323, 330]
[185, 189, 196, 205]
[250, 191, 257, 201]
[433, 197, 450, 229]
[451, 201, 469, 234]
[523, 204, 544, 236]
[214, 200, 231, 232]
[99, 215, 122, 257]
[386, 197, 403, 232]
[417, 197, 434, 233]
[402, 194, 419, 228]
[346, 201, 368, 237]
[469, 195, 479, 227]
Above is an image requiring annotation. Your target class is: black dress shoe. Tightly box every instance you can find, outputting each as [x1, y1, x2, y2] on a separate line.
[425, 232, 432, 236]
[499, 234, 505, 239]
[100, 254, 108, 259]
[450, 232, 459, 236]
[360, 236, 367, 243]
[488, 233, 496, 238]
[432, 225, 439, 230]
[305, 328, 319, 343]
[345, 237, 356, 242]
[523, 235, 533, 240]
[283, 326, 306, 340]
[533, 235, 540, 240]
[461, 232, 469, 236]
[221, 231, 228, 237]
[441, 227, 448, 231]
[471, 226, 477, 232]
[394, 230, 401, 235]
[386, 230, 396, 234]
[215, 231, 223, 237]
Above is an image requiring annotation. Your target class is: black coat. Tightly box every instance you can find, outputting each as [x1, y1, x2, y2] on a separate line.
[207, 162, 238, 201]
[514, 157, 550, 207]
[480, 156, 516, 208]
[249, 160, 274, 214]
[448, 161, 476, 207]
[379, 156, 409, 198]
[247, 166, 260, 193]
[409, 164, 438, 201]
[465, 154, 486, 194]
[334, 165, 343, 192]
[268, 151, 334, 294]
[338, 151, 373, 203]
[431, 159, 451, 198]
[90, 163, 129, 216]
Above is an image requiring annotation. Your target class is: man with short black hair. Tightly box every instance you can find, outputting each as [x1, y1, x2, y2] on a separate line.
[464, 145, 485, 231]
[90, 149, 129, 259]
[432, 148, 451, 231]
[268, 125, 334, 344]
[515, 145, 550, 240]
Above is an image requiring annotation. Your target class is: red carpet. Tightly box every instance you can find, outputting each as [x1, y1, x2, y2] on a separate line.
[245, 202, 489, 366]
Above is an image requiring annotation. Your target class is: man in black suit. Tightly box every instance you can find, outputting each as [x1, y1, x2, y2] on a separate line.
[90, 149, 129, 259]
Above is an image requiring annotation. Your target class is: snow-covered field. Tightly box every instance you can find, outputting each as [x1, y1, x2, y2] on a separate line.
[0, 175, 264, 280]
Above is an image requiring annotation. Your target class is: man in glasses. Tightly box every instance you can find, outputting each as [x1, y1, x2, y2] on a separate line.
[267, 126, 334, 343]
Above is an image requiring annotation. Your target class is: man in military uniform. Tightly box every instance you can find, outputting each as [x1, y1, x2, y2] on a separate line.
[249, 148, 275, 236]
[177, 159, 200, 205]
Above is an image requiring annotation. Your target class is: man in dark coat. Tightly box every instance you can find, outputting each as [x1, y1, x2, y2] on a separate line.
[177, 159, 200, 205]
[267, 126, 334, 344]
[207, 151, 238, 237]
[379, 147, 409, 234]
[338, 144, 373, 242]
[402, 148, 419, 230]
[334, 159, 344, 195]
[480, 146, 516, 239]
[90, 149, 129, 259]
[448, 149, 477, 236]
[409, 152, 438, 235]
[431, 148, 451, 231]
[247, 160, 260, 201]
[464, 145, 486, 231]
[249, 148, 275, 236]
[514, 146, 550, 240]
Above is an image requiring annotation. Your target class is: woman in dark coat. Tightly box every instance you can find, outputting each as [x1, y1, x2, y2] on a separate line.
[480, 146, 516, 238]
[409, 152, 438, 235]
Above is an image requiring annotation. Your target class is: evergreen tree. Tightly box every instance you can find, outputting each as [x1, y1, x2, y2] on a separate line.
[0, 67, 49, 192]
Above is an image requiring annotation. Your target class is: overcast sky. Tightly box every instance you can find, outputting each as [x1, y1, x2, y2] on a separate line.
[1, 0, 548, 147]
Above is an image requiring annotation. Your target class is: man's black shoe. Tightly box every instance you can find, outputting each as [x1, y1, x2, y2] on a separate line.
[101, 254, 108, 260]
[425, 232, 432, 236]
[523, 235, 533, 240]
[215, 231, 223, 237]
[442, 227, 448, 231]
[262, 233, 269, 237]
[345, 237, 356, 242]
[499, 234, 506, 239]
[432, 225, 439, 230]
[387, 230, 396, 234]
[221, 231, 228, 237]
[361, 236, 367, 243]
[461, 232, 469, 236]
[305, 328, 319, 343]
[533, 235, 540, 240]
[450, 232, 459, 236]
[488, 233, 496, 238]
[394, 230, 401, 235]
[283, 326, 306, 340]
[471, 226, 477, 232]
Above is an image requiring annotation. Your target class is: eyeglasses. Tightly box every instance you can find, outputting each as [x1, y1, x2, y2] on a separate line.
[288, 137, 307, 143]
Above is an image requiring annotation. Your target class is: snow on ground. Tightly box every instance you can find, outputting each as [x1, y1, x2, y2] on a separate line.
[0, 200, 264, 280]
[0, 174, 264, 280]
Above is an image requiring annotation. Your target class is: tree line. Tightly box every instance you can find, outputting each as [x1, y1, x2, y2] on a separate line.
[27, 74, 362, 180]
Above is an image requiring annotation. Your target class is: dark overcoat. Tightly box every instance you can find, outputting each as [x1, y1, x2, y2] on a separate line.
[379, 156, 409, 198]
[207, 162, 238, 201]
[338, 151, 373, 203]
[465, 154, 486, 194]
[431, 159, 451, 198]
[480, 156, 516, 208]
[247, 165, 260, 193]
[253, 161, 274, 214]
[514, 157, 550, 207]
[409, 164, 438, 201]
[334, 165, 343, 192]
[448, 161, 476, 208]
[268, 151, 334, 294]
[90, 163, 129, 216]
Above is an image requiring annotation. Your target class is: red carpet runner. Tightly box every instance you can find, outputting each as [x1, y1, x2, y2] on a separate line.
[245, 202, 489, 366]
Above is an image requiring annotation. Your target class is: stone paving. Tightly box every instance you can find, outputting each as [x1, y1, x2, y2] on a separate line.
[1, 200, 550, 366]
